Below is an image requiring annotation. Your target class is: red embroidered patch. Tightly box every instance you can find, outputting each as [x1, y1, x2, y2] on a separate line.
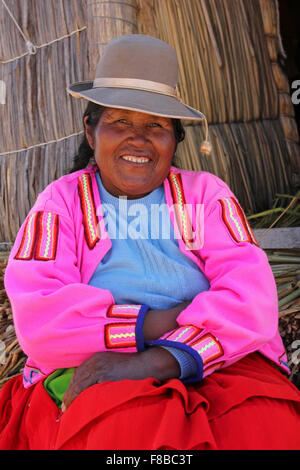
[107, 305, 141, 319]
[104, 323, 136, 349]
[78, 173, 100, 249]
[34, 212, 59, 261]
[14, 212, 59, 261]
[14, 212, 40, 260]
[189, 333, 224, 365]
[219, 197, 259, 246]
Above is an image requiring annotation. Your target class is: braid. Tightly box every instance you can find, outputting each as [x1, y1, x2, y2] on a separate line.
[69, 103, 185, 173]
[69, 102, 105, 173]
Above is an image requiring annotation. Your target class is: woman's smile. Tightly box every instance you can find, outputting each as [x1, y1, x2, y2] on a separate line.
[121, 155, 151, 164]
[85, 107, 176, 198]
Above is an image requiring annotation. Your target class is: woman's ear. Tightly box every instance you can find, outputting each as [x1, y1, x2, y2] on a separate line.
[83, 115, 95, 150]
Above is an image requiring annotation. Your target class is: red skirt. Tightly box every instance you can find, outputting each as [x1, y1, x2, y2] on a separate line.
[1, 353, 300, 450]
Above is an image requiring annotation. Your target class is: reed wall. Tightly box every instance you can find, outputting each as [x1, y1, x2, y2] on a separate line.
[0, 0, 299, 242]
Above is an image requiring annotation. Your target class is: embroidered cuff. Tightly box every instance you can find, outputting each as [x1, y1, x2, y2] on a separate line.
[104, 323, 137, 349]
[105, 304, 149, 351]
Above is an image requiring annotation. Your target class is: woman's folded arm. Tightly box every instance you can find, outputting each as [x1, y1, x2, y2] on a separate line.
[140, 190, 280, 383]
[4, 203, 149, 369]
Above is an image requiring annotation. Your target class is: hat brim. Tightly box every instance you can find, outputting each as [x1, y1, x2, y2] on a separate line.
[67, 81, 205, 121]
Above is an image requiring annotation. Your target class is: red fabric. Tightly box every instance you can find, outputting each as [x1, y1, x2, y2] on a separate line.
[1, 353, 300, 450]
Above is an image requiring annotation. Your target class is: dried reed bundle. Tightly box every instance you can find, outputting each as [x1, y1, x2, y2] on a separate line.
[1, 0, 299, 245]
[0, 29, 88, 152]
[153, 0, 278, 123]
[249, 192, 300, 228]
[0, 255, 27, 390]
[0, 0, 89, 242]
[0, 134, 84, 241]
[273, 250, 300, 387]
[86, 0, 138, 75]
[0, 0, 138, 243]
[151, 0, 299, 212]
[175, 119, 293, 213]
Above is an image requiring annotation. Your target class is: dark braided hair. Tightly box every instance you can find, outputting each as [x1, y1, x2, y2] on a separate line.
[70, 101, 185, 173]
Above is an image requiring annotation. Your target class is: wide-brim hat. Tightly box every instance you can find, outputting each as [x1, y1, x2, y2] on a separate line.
[67, 34, 206, 121]
[67, 34, 211, 153]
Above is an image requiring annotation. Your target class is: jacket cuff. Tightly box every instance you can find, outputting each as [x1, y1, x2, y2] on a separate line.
[161, 346, 198, 380]
[146, 325, 226, 383]
[135, 304, 150, 352]
[145, 337, 203, 382]
[105, 304, 149, 351]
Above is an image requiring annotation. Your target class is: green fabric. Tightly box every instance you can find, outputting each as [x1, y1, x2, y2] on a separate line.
[44, 367, 75, 407]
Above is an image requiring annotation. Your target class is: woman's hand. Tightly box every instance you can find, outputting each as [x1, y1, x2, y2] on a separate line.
[62, 301, 191, 411]
[61, 348, 180, 412]
[143, 300, 191, 342]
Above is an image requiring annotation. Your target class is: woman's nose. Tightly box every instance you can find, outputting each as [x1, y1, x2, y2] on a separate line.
[127, 125, 149, 146]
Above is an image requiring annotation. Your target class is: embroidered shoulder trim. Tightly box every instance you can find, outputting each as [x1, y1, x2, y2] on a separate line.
[168, 171, 194, 249]
[15, 211, 59, 261]
[34, 212, 59, 261]
[105, 322, 136, 349]
[219, 197, 259, 246]
[15, 212, 40, 260]
[78, 173, 100, 249]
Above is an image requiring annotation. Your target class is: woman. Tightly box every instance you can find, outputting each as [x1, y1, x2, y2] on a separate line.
[1, 34, 300, 450]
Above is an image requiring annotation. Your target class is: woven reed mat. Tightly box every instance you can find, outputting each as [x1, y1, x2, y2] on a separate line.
[1, 251, 300, 391]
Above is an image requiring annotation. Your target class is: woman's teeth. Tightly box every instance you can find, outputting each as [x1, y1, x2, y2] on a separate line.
[122, 155, 150, 163]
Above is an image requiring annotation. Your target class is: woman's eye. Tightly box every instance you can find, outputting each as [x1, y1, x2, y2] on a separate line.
[149, 122, 162, 128]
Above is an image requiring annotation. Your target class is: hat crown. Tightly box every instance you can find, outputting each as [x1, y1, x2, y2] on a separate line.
[95, 35, 178, 88]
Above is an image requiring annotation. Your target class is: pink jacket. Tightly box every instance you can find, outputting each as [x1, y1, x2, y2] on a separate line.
[4, 165, 289, 387]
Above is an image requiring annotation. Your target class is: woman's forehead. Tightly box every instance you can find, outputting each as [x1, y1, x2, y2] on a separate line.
[102, 107, 171, 122]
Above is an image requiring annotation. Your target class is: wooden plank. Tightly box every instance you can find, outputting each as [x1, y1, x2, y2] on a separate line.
[253, 227, 300, 249]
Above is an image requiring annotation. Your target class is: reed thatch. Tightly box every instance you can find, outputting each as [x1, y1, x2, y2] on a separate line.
[0, 0, 299, 242]
[145, 0, 300, 213]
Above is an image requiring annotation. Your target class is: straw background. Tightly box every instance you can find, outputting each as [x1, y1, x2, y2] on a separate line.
[0, 0, 299, 242]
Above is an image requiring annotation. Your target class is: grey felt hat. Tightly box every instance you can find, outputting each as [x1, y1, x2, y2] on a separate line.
[67, 34, 211, 153]
[67, 34, 206, 122]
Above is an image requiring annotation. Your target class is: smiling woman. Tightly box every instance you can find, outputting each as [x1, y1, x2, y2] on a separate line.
[1, 34, 300, 451]
[85, 107, 176, 199]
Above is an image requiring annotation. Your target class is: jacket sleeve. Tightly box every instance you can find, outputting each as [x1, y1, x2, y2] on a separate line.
[4, 185, 148, 370]
[144, 181, 279, 383]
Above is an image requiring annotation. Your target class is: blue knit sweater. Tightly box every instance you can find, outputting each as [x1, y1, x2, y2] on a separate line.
[88, 173, 210, 379]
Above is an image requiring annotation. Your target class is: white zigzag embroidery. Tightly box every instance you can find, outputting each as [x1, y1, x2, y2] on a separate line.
[110, 332, 135, 339]
[197, 340, 216, 355]
[173, 327, 193, 342]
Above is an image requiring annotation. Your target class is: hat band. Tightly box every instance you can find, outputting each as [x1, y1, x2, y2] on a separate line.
[93, 77, 178, 98]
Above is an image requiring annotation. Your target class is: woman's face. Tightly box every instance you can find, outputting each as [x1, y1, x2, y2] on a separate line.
[84, 107, 176, 198]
